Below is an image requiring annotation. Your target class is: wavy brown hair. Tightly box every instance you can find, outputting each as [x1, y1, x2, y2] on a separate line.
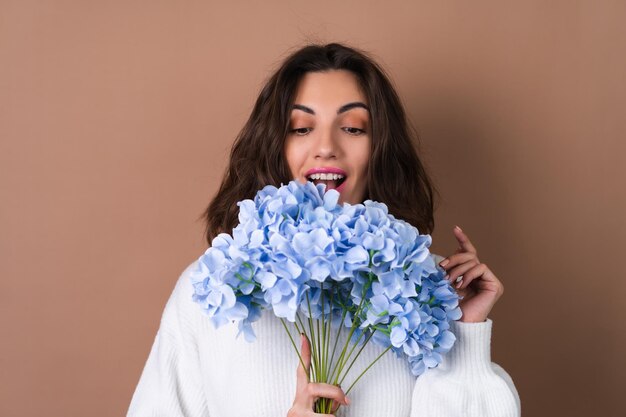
[201, 43, 438, 245]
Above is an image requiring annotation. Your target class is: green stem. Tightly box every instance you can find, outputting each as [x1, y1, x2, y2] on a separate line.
[305, 291, 320, 382]
[279, 318, 308, 381]
[325, 288, 334, 383]
[234, 272, 262, 289]
[292, 319, 303, 336]
[296, 312, 317, 381]
[330, 295, 367, 385]
[330, 274, 372, 385]
[336, 329, 366, 379]
[327, 297, 348, 381]
[339, 330, 376, 386]
[344, 345, 393, 395]
[296, 313, 307, 338]
[318, 285, 324, 382]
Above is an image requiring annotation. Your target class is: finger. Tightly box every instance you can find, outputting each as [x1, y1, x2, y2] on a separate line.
[453, 263, 484, 288]
[297, 333, 311, 386]
[438, 252, 477, 272]
[445, 259, 480, 284]
[458, 264, 503, 292]
[330, 385, 348, 413]
[453, 226, 477, 254]
[306, 383, 350, 406]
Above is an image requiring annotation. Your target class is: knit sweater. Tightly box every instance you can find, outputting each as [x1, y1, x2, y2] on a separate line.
[128, 255, 521, 417]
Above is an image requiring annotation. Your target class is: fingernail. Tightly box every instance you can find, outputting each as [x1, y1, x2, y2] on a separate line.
[345, 396, 351, 405]
[455, 225, 462, 232]
[456, 281, 462, 288]
[439, 259, 449, 267]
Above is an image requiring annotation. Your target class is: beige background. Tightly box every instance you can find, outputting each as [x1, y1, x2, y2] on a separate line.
[1, 1, 624, 416]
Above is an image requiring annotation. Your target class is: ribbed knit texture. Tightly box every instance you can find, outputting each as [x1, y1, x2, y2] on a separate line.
[128, 256, 521, 417]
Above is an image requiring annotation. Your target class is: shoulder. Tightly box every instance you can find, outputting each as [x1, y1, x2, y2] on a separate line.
[164, 259, 200, 307]
[175, 259, 200, 296]
[157, 259, 203, 332]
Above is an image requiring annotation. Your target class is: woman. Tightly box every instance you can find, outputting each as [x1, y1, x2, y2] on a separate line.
[128, 43, 520, 417]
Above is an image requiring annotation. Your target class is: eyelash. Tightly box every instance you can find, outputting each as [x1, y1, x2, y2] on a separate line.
[342, 127, 366, 136]
[290, 127, 312, 136]
[289, 127, 366, 136]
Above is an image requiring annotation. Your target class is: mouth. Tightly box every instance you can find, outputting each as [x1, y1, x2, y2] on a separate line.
[305, 168, 347, 191]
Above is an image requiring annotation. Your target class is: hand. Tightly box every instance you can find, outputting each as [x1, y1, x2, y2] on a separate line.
[438, 226, 504, 323]
[287, 334, 350, 417]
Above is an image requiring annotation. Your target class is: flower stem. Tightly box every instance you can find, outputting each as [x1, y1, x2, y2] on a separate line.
[325, 288, 334, 382]
[330, 274, 371, 385]
[340, 329, 366, 367]
[344, 345, 392, 395]
[326, 304, 346, 384]
[318, 285, 324, 381]
[305, 291, 321, 382]
[279, 318, 308, 381]
[339, 330, 376, 386]
[296, 312, 317, 381]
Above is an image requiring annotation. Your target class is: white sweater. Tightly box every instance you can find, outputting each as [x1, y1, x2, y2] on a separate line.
[128, 255, 521, 417]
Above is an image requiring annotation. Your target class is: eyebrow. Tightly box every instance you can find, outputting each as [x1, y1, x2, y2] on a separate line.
[291, 102, 370, 115]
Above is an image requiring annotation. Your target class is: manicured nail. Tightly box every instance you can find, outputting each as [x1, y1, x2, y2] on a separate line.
[455, 225, 463, 232]
[439, 259, 449, 267]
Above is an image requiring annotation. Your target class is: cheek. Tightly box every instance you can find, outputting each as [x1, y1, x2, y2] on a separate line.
[284, 141, 305, 177]
[355, 141, 371, 175]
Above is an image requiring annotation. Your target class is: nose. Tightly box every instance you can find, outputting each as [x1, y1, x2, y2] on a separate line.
[314, 127, 337, 160]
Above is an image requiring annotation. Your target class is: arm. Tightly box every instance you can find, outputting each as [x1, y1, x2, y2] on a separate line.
[410, 319, 520, 417]
[411, 232, 519, 415]
[128, 262, 210, 417]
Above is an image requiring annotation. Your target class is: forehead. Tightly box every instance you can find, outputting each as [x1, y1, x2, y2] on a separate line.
[293, 70, 367, 106]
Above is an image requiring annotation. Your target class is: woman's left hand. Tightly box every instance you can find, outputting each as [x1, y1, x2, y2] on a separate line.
[438, 226, 504, 323]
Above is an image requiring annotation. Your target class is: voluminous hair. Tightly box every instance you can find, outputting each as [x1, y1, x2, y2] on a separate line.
[202, 43, 438, 245]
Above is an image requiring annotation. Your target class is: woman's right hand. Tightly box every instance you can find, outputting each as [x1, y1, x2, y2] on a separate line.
[287, 334, 350, 417]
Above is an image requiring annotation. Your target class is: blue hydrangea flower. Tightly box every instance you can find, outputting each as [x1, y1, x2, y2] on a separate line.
[189, 180, 462, 376]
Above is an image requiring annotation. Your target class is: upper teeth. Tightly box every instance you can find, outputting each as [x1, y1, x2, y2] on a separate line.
[308, 173, 345, 181]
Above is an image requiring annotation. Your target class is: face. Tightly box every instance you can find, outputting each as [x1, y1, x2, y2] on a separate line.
[284, 70, 371, 205]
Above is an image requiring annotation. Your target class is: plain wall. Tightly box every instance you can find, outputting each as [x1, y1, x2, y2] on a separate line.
[1, 1, 624, 416]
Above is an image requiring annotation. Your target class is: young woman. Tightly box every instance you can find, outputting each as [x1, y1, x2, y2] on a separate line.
[128, 43, 520, 417]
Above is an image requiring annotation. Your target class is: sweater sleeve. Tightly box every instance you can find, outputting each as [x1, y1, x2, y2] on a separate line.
[128, 262, 210, 417]
[409, 319, 521, 417]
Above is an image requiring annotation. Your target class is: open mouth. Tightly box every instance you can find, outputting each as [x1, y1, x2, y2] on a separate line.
[306, 172, 347, 190]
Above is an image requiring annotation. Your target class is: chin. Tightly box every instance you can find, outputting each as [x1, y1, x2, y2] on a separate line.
[338, 194, 359, 205]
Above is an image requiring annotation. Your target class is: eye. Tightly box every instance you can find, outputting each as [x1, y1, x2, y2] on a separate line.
[290, 127, 312, 136]
[342, 127, 366, 135]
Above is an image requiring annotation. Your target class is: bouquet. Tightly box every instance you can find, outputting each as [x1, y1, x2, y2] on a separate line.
[190, 181, 462, 413]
